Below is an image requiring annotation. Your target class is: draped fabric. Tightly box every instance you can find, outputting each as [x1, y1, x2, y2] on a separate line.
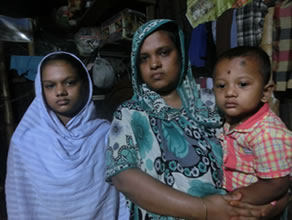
[236, 0, 268, 46]
[106, 19, 225, 220]
[5, 51, 129, 220]
[272, 0, 292, 91]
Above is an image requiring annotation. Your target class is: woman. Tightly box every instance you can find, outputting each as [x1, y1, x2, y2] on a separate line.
[105, 19, 273, 219]
[5, 52, 129, 219]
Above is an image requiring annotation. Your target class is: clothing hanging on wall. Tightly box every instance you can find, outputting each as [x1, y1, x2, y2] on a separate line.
[216, 8, 234, 56]
[272, 0, 292, 91]
[236, 0, 268, 46]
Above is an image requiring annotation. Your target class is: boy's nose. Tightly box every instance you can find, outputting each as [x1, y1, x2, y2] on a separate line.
[225, 86, 237, 97]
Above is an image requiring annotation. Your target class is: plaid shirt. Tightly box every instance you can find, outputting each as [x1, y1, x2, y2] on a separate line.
[272, 0, 292, 91]
[236, 0, 268, 46]
[219, 103, 292, 191]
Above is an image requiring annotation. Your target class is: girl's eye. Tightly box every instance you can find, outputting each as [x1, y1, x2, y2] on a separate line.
[43, 83, 54, 89]
[65, 80, 77, 86]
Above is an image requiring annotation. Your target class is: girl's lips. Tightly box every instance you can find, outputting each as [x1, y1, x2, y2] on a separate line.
[56, 99, 69, 105]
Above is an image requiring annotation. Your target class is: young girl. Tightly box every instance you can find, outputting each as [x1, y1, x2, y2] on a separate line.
[213, 46, 291, 217]
[5, 52, 129, 219]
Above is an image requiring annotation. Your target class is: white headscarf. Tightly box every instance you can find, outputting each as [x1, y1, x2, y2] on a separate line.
[5, 51, 129, 220]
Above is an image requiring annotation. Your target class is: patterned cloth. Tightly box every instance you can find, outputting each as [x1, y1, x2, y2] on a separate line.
[5, 52, 129, 220]
[272, 0, 292, 91]
[236, 0, 268, 46]
[106, 19, 226, 220]
[185, 0, 252, 29]
[218, 103, 292, 192]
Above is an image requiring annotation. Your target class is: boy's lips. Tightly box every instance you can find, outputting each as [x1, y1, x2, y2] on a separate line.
[224, 101, 237, 108]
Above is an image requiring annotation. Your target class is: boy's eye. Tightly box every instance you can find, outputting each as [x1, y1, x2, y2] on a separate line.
[239, 82, 248, 87]
[215, 83, 225, 89]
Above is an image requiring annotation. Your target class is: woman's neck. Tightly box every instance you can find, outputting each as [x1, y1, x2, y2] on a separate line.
[161, 90, 182, 109]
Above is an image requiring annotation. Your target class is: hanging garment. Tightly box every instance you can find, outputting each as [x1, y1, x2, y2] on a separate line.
[272, 0, 292, 91]
[188, 23, 207, 67]
[10, 55, 44, 81]
[230, 9, 238, 48]
[216, 8, 234, 56]
[236, 0, 268, 46]
[185, 0, 252, 29]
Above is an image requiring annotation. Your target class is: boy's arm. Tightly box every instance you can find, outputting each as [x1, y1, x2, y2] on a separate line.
[231, 175, 290, 205]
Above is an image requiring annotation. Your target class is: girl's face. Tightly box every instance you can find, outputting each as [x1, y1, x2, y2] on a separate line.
[213, 57, 269, 127]
[138, 30, 181, 96]
[42, 60, 87, 125]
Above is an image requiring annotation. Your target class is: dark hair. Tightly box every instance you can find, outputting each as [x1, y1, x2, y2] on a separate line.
[40, 53, 88, 83]
[215, 46, 271, 85]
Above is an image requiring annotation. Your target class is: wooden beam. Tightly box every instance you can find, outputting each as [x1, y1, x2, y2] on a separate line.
[0, 41, 14, 148]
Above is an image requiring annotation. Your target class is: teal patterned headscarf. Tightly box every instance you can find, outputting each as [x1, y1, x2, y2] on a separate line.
[130, 19, 222, 127]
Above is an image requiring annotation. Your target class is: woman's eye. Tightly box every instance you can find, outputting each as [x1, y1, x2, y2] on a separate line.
[160, 49, 169, 56]
[139, 55, 148, 63]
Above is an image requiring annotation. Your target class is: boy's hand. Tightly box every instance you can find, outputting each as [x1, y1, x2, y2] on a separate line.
[227, 191, 290, 220]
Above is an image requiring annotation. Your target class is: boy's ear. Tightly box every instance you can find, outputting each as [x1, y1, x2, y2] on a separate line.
[261, 82, 274, 103]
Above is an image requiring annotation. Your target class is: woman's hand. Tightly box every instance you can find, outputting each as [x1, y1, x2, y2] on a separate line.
[226, 191, 290, 220]
[204, 194, 262, 220]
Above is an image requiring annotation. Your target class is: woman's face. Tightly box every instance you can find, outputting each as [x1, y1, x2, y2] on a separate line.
[41, 60, 87, 125]
[138, 30, 181, 96]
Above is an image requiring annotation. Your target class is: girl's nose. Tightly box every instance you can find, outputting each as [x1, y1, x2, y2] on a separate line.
[56, 85, 67, 96]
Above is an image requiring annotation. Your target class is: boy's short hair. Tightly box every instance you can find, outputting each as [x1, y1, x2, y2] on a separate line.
[215, 46, 271, 85]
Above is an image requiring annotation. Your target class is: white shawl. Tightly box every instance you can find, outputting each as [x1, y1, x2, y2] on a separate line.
[5, 51, 129, 220]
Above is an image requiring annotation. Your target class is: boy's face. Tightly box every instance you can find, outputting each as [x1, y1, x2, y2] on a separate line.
[42, 60, 87, 125]
[213, 57, 267, 125]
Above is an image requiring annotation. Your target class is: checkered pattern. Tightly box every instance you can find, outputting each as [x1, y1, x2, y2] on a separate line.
[219, 103, 292, 191]
[236, 0, 268, 46]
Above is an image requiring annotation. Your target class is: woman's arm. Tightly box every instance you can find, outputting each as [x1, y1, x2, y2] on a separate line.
[112, 168, 263, 220]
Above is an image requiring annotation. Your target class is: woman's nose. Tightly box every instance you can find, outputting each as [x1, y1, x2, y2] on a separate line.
[150, 57, 161, 70]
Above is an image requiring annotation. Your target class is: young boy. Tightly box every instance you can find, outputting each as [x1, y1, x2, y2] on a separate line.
[213, 46, 292, 207]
